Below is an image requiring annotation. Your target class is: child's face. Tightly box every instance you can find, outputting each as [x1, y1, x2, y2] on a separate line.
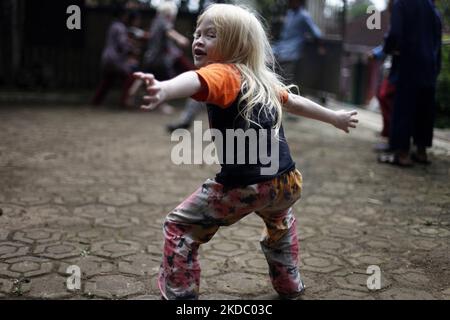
[192, 17, 219, 68]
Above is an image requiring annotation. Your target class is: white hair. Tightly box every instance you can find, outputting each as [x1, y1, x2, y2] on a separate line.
[198, 4, 297, 134]
[157, 1, 178, 17]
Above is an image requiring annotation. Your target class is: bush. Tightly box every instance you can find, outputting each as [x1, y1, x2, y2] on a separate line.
[436, 42, 450, 128]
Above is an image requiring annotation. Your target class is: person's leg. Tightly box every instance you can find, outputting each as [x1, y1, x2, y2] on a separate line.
[256, 170, 304, 298]
[412, 86, 436, 163]
[120, 73, 135, 108]
[158, 178, 278, 300]
[167, 99, 204, 132]
[388, 85, 415, 165]
[374, 79, 395, 152]
[377, 78, 396, 138]
[91, 70, 115, 106]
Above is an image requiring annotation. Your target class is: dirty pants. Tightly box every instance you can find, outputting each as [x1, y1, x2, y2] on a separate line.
[158, 169, 304, 300]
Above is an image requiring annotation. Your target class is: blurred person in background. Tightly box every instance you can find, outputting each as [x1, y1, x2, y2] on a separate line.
[369, 0, 397, 152]
[129, 0, 204, 118]
[272, 0, 325, 86]
[378, 0, 442, 167]
[91, 6, 138, 108]
[272, 0, 325, 121]
[164, 0, 231, 132]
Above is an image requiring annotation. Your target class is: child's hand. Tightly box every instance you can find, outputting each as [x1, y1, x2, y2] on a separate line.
[133, 72, 166, 110]
[333, 110, 358, 133]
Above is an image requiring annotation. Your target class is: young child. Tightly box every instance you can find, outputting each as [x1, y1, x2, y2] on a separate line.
[134, 4, 358, 300]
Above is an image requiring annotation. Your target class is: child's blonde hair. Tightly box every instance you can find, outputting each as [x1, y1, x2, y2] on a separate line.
[198, 4, 296, 133]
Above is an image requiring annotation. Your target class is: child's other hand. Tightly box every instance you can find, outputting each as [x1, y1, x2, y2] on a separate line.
[133, 72, 165, 110]
[333, 110, 358, 133]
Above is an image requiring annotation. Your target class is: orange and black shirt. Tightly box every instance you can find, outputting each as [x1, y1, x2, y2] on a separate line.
[191, 63, 295, 187]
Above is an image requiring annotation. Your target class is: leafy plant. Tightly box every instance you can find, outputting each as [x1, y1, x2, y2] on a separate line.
[436, 43, 450, 128]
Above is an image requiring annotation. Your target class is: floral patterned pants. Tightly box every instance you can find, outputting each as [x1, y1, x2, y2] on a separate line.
[158, 169, 304, 300]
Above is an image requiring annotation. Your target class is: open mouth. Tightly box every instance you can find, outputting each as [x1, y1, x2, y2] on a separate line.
[194, 48, 206, 57]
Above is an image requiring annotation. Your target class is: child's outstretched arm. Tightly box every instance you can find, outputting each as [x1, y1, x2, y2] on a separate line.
[134, 71, 202, 109]
[284, 93, 358, 133]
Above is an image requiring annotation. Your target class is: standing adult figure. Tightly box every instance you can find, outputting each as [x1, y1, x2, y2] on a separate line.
[379, 0, 442, 166]
[272, 0, 324, 85]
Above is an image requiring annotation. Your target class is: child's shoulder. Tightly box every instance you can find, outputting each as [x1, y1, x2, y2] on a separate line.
[197, 63, 241, 81]
[201, 63, 239, 73]
[193, 63, 242, 107]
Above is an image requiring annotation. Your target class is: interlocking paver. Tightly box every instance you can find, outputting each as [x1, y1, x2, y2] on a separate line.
[34, 242, 88, 260]
[208, 272, 271, 296]
[9, 194, 51, 206]
[0, 241, 30, 259]
[74, 204, 116, 220]
[0, 105, 448, 300]
[0, 230, 9, 241]
[0, 256, 53, 278]
[98, 192, 138, 206]
[58, 256, 115, 278]
[118, 253, 160, 276]
[94, 216, 140, 229]
[84, 275, 145, 299]
[13, 228, 62, 245]
[0, 204, 27, 218]
[27, 274, 73, 299]
[379, 287, 436, 300]
[91, 240, 141, 259]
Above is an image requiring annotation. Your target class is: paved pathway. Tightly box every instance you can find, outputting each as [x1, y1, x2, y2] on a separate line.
[0, 104, 449, 300]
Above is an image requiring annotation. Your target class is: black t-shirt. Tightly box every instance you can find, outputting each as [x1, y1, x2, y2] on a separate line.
[191, 63, 296, 187]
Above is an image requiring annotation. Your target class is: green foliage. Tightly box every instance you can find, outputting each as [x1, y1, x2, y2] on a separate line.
[436, 44, 450, 128]
[348, 0, 373, 20]
[435, 0, 450, 127]
[435, 0, 450, 32]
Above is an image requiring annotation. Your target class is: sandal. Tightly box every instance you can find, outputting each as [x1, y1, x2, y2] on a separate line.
[377, 153, 413, 167]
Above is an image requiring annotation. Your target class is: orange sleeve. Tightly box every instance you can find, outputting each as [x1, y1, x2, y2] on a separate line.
[191, 63, 242, 108]
[280, 90, 289, 105]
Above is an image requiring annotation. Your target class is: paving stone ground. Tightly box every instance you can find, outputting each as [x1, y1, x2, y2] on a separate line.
[0, 103, 449, 300]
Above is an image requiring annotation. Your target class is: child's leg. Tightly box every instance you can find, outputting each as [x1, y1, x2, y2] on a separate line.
[166, 99, 204, 132]
[158, 179, 276, 300]
[256, 170, 304, 298]
[257, 207, 304, 298]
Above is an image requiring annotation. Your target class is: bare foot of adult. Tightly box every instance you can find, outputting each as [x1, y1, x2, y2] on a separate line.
[378, 152, 413, 167]
[411, 152, 431, 165]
